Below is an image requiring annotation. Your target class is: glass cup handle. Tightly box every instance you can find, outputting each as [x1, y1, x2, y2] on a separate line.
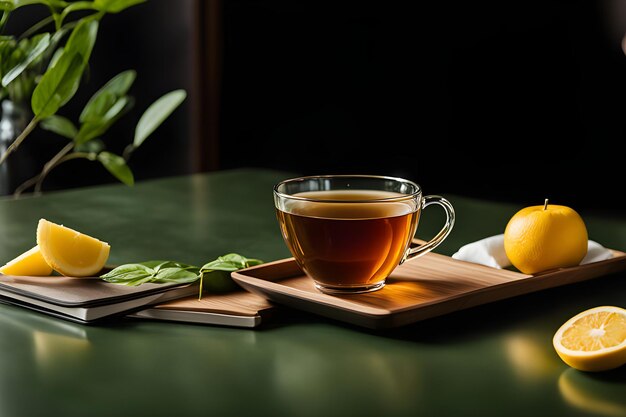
[403, 195, 455, 262]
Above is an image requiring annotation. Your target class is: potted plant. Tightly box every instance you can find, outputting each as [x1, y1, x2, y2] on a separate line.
[0, 0, 186, 197]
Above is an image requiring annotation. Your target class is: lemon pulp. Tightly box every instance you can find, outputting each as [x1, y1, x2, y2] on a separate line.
[553, 306, 626, 372]
[36, 219, 110, 277]
[0, 245, 53, 276]
[561, 311, 626, 351]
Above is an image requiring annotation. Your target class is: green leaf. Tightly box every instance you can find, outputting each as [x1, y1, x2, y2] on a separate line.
[246, 259, 263, 267]
[80, 69, 136, 123]
[60, 1, 95, 22]
[75, 95, 132, 144]
[97, 151, 134, 186]
[49, 24, 71, 51]
[198, 253, 263, 297]
[74, 120, 109, 145]
[100, 263, 154, 285]
[125, 275, 155, 286]
[0, 41, 16, 79]
[0, 37, 14, 61]
[200, 253, 264, 272]
[137, 260, 169, 269]
[74, 138, 104, 153]
[100, 254, 261, 293]
[47, 46, 63, 69]
[102, 69, 136, 94]
[150, 260, 198, 273]
[40, 114, 77, 139]
[31, 20, 98, 118]
[48, 0, 68, 7]
[63, 17, 98, 62]
[201, 259, 240, 272]
[93, 0, 145, 13]
[101, 262, 200, 286]
[8, 0, 53, 9]
[199, 270, 240, 294]
[153, 267, 198, 284]
[74, 70, 136, 144]
[102, 95, 129, 119]
[224, 253, 264, 268]
[31, 53, 83, 118]
[133, 89, 186, 148]
[1, 33, 49, 87]
[81, 91, 116, 123]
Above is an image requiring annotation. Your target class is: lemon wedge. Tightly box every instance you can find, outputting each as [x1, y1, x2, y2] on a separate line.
[0, 245, 53, 276]
[553, 306, 626, 372]
[36, 219, 110, 277]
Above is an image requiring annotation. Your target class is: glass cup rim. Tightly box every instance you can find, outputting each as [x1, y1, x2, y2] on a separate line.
[274, 174, 422, 203]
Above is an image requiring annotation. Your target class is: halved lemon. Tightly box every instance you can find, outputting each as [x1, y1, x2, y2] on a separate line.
[553, 306, 626, 372]
[0, 245, 53, 276]
[36, 219, 110, 277]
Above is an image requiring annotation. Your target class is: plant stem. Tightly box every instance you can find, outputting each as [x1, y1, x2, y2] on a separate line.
[49, 8, 63, 32]
[543, 199, 549, 210]
[0, 117, 39, 166]
[60, 5, 99, 27]
[12, 175, 39, 198]
[18, 15, 55, 40]
[0, 11, 9, 31]
[122, 144, 135, 161]
[198, 272, 204, 300]
[13, 142, 78, 197]
[33, 142, 75, 193]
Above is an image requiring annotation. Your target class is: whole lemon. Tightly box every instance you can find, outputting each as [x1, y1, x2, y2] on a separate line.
[504, 200, 588, 274]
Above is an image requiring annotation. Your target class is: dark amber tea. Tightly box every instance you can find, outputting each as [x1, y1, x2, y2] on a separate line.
[276, 190, 420, 291]
[274, 175, 455, 294]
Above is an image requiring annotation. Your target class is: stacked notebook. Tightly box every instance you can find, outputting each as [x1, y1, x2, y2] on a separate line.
[129, 291, 274, 328]
[0, 274, 273, 327]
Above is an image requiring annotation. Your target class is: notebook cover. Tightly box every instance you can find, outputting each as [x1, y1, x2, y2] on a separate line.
[130, 291, 275, 327]
[0, 275, 189, 307]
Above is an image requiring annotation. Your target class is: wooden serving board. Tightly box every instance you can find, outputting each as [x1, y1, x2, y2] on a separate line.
[231, 248, 626, 329]
[128, 290, 275, 328]
[152, 291, 273, 317]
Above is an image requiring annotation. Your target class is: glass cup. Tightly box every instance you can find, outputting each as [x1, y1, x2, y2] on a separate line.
[274, 175, 455, 294]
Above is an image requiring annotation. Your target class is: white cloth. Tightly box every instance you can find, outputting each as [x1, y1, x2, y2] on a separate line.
[451, 234, 613, 269]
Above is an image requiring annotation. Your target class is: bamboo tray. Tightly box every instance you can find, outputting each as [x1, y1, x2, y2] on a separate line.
[231, 248, 626, 329]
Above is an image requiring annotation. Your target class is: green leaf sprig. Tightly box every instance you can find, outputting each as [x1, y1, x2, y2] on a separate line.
[0, 0, 187, 197]
[100, 253, 263, 300]
[198, 253, 263, 300]
[100, 260, 199, 286]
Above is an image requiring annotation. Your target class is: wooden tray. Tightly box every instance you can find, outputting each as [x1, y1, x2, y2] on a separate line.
[231, 248, 626, 329]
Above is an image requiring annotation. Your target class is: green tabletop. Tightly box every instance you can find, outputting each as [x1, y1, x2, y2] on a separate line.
[0, 168, 624, 417]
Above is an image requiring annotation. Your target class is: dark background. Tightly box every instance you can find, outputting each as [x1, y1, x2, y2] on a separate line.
[218, 0, 626, 213]
[2, 0, 625, 215]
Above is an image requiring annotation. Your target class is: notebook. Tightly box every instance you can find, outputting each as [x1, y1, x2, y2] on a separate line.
[129, 290, 274, 328]
[0, 274, 198, 323]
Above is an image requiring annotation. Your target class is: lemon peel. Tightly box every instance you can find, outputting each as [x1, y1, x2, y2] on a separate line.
[36, 219, 110, 277]
[553, 306, 626, 372]
[0, 245, 53, 276]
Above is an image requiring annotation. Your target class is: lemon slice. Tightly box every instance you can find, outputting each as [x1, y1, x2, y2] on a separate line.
[553, 306, 626, 372]
[0, 245, 53, 276]
[36, 219, 110, 277]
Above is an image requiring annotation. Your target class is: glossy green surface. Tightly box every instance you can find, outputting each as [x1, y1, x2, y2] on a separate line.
[0, 168, 625, 417]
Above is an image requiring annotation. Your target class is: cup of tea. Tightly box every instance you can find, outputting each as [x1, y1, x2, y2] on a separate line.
[274, 175, 455, 294]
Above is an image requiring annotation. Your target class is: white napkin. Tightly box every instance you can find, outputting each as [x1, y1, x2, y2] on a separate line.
[451, 234, 613, 269]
